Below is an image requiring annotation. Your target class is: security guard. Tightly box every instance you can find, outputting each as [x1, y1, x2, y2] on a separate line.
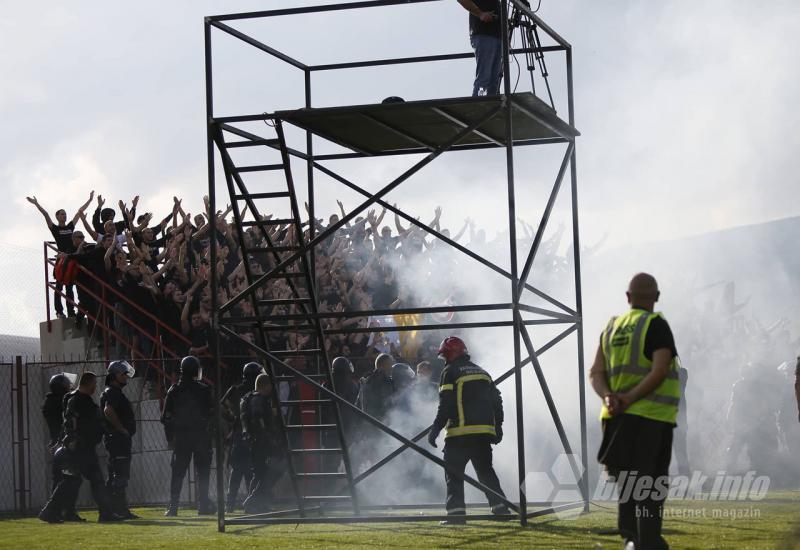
[220, 361, 264, 512]
[101, 361, 138, 519]
[240, 373, 283, 513]
[427, 336, 509, 525]
[590, 273, 680, 550]
[39, 372, 123, 523]
[162, 356, 216, 516]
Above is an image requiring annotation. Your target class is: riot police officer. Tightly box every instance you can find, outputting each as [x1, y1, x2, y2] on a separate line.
[101, 360, 138, 519]
[42, 373, 76, 449]
[41, 372, 85, 522]
[162, 356, 216, 516]
[427, 336, 509, 525]
[240, 373, 283, 513]
[357, 353, 395, 422]
[389, 363, 416, 415]
[220, 361, 264, 512]
[39, 372, 123, 523]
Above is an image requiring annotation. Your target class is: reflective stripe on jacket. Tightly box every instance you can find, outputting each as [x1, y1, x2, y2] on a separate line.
[435, 357, 503, 438]
[600, 309, 680, 424]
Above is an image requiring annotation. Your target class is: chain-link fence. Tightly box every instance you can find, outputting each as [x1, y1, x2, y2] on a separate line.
[0, 357, 224, 514]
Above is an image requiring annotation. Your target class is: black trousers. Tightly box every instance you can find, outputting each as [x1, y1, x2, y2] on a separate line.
[442, 435, 506, 516]
[54, 282, 75, 316]
[169, 434, 212, 508]
[244, 436, 284, 512]
[105, 433, 132, 514]
[226, 434, 251, 508]
[599, 414, 673, 550]
[46, 447, 113, 516]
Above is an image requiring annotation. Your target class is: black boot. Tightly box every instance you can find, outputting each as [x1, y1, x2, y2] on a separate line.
[197, 500, 217, 515]
[38, 503, 63, 524]
[97, 511, 126, 522]
[62, 510, 86, 522]
[164, 503, 179, 517]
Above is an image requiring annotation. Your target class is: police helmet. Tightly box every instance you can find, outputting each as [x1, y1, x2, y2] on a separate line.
[243, 362, 265, 381]
[49, 372, 77, 394]
[107, 360, 135, 379]
[180, 356, 202, 379]
[391, 363, 415, 389]
[331, 356, 354, 376]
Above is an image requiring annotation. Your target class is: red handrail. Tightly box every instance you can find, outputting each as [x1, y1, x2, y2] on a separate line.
[44, 241, 194, 348]
[43, 241, 228, 384]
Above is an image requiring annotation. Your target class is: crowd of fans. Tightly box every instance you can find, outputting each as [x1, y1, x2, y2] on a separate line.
[32, 191, 564, 396]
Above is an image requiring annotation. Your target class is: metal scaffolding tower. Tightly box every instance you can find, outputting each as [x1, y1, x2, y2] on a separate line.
[204, 0, 587, 531]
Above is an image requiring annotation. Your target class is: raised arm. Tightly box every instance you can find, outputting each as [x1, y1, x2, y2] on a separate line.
[337, 200, 351, 228]
[70, 191, 95, 225]
[79, 212, 99, 242]
[26, 196, 54, 227]
[452, 218, 469, 242]
[394, 205, 410, 236]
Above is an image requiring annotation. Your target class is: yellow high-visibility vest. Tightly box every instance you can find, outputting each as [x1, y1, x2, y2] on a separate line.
[600, 309, 680, 424]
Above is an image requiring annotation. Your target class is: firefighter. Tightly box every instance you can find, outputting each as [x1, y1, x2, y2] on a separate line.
[39, 372, 123, 523]
[240, 373, 283, 513]
[427, 336, 510, 525]
[220, 361, 265, 512]
[101, 360, 138, 519]
[162, 356, 216, 516]
[590, 273, 680, 550]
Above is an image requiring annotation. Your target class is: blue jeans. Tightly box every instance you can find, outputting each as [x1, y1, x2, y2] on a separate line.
[471, 33, 503, 97]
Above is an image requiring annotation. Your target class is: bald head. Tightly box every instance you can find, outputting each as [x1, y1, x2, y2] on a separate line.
[626, 273, 660, 310]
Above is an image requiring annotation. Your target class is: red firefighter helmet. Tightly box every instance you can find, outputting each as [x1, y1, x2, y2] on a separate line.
[437, 336, 468, 364]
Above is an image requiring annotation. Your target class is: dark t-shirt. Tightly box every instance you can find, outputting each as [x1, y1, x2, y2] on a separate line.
[643, 316, 677, 360]
[49, 222, 76, 253]
[468, 0, 501, 37]
[599, 311, 678, 361]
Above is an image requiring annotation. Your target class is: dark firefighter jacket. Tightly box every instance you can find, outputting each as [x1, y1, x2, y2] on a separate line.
[433, 356, 503, 438]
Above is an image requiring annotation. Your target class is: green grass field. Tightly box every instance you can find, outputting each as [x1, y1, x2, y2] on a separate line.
[3, 492, 798, 549]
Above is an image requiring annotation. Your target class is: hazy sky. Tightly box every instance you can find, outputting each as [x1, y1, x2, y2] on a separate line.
[2, 0, 799, 336]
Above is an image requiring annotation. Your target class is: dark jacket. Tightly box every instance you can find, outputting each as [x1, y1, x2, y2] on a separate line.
[432, 356, 503, 439]
[240, 391, 278, 442]
[101, 384, 136, 436]
[63, 390, 104, 449]
[357, 370, 394, 422]
[161, 378, 214, 442]
[42, 390, 67, 444]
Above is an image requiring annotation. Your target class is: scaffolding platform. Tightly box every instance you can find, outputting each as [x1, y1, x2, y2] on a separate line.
[276, 92, 579, 155]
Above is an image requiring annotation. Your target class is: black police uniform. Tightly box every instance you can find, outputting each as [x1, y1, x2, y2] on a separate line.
[220, 381, 254, 511]
[162, 376, 215, 513]
[240, 390, 283, 513]
[41, 383, 78, 520]
[430, 355, 507, 518]
[42, 387, 68, 447]
[40, 390, 116, 521]
[357, 370, 394, 422]
[101, 383, 137, 517]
